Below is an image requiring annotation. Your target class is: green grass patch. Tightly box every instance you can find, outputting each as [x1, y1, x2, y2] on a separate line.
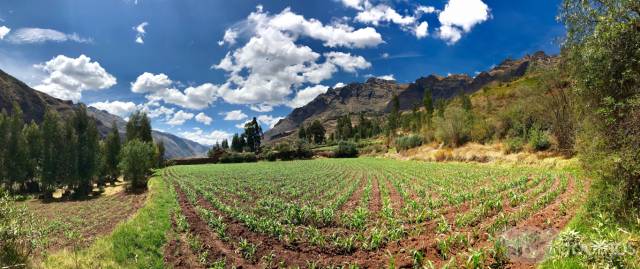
[42, 173, 177, 269]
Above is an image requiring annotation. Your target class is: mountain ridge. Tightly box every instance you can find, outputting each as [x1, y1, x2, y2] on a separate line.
[0, 69, 209, 159]
[264, 51, 555, 143]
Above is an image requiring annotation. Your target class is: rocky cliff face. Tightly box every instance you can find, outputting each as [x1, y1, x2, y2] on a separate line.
[264, 52, 554, 142]
[0, 69, 209, 159]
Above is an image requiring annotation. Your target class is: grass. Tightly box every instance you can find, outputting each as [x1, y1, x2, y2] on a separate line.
[41, 173, 177, 269]
[539, 169, 640, 268]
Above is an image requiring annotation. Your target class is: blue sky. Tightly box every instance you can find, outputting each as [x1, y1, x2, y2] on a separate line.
[0, 0, 564, 145]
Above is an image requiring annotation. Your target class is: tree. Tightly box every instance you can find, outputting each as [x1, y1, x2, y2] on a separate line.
[60, 121, 78, 195]
[307, 120, 326, 144]
[119, 140, 155, 191]
[73, 106, 100, 197]
[155, 141, 165, 168]
[423, 87, 434, 125]
[298, 125, 307, 141]
[459, 91, 473, 111]
[560, 0, 640, 206]
[221, 139, 229, 150]
[126, 110, 153, 143]
[231, 133, 243, 152]
[387, 94, 400, 135]
[104, 122, 121, 185]
[243, 117, 263, 153]
[40, 110, 63, 199]
[6, 103, 27, 191]
[22, 121, 42, 192]
[0, 111, 7, 186]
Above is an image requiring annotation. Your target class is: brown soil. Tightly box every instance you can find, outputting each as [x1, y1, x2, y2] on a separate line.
[369, 176, 382, 213]
[339, 173, 366, 212]
[384, 177, 404, 212]
[26, 188, 146, 254]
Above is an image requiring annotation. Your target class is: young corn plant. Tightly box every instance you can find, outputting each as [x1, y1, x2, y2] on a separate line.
[236, 238, 257, 261]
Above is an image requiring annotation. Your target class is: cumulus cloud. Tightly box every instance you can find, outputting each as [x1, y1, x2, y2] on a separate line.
[0, 26, 10, 40]
[130, 72, 218, 110]
[89, 100, 137, 118]
[257, 115, 284, 129]
[218, 28, 238, 46]
[377, 74, 395, 81]
[355, 4, 415, 26]
[437, 0, 490, 44]
[339, 0, 365, 10]
[134, 22, 148, 44]
[195, 112, 213, 125]
[33, 54, 116, 102]
[222, 110, 248, 121]
[179, 128, 232, 146]
[166, 110, 194, 126]
[415, 21, 429, 38]
[287, 85, 329, 108]
[6, 28, 92, 44]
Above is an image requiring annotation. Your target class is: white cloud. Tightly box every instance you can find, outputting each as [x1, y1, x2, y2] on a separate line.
[264, 7, 383, 48]
[378, 74, 395, 81]
[416, 6, 438, 14]
[339, 0, 365, 10]
[179, 128, 232, 146]
[257, 115, 284, 129]
[141, 103, 175, 120]
[166, 110, 194, 126]
[218, 28, 238, 46]
[0, 26, 10, 40]
[222, 110, 248, 121]
[249, 104, 273, 112]
[195, 112, 213, 125]
[6, 28, 92, 44]
[333, 82, 346, 88]
[324, 51, 371, 73]
[437, 0, 490, 44]
[89, 100, 137, 118]
[131, 72, 218, 110]
[134, 22, 148, 44]
[415, 21, 429, 38]
[355, 4, 415, 26]
[33, 54, 116, 102]
[235, 119, 251, 129]
[287, 85, 329, 108]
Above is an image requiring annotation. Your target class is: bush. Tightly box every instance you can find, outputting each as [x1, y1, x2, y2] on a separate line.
[0, 191, 41, 267]
[265, 151, 277, 161]
[470, 119, 495, 144]
[360, 144, 387, 155]
[334, 141, 358, 158]
[504, 137, 525, 154]
[219, 152, 257, 163]
[395, 135, 423, 151]
[434, 106, 472, 147]
[119, 140, 155, 190]
[528, 126, 550, 151]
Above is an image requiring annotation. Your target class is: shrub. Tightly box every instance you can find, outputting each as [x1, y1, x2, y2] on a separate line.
[470, 119, 495, 144]
[434, 106, 472, 147]
[0, 191, 41, 267]
[119, 140, 155, 190]
[528, 126, 550, 151]
[219, 152, 257, 163]
[265, 151, 277, 161]
[504, 137, 525, 154]
[395, 135, 423, 151]
[334, 141, 358, 158]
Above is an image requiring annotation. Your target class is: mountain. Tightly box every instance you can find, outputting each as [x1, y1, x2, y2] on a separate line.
[264, 51, 555, 142]
[0, 69, 209, 159]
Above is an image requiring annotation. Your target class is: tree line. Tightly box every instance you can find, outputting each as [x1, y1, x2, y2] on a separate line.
[0, 104, 163, 199]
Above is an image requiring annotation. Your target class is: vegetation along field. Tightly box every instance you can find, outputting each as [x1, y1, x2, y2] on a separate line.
[162, 158, 586, 268]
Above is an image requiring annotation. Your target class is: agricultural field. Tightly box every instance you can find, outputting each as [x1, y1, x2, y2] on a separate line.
[164, 158, 585, 268]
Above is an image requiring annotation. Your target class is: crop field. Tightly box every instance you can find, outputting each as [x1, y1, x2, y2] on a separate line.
[163, 158, 585, 268]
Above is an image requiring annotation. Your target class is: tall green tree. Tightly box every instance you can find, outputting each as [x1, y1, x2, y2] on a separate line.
[387, 94, 400, 135]
[155, 141, 165, 168]
[243, 117, 263, 153]
[126, 110, 153, 143]
[40, 110, 63, 199]
[73, 106, 100, 196]
[307, 120, 326, 144]
[6, 103, 27, 191]
[104, 122, 121, 184]
[221, 139, 229, 150]
[560, 0, 640, 205]
[0, 111, 8, 186]
[423, 88, 434, 124]
[231, 133, 242, 152]
[298, 125, 307, 141]
[60, 121, 78, 194]
[22, 121, 42, 192]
